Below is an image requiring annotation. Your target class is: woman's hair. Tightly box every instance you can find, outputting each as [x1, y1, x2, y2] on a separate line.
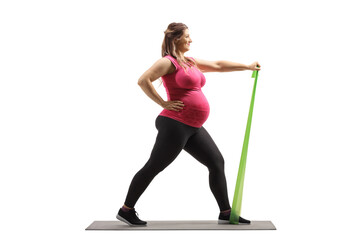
[161, 22, 197, 72]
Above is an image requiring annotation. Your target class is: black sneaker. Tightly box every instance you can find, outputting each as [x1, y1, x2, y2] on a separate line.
[218, 212, 251, 224]
[116, 208, 147, 226]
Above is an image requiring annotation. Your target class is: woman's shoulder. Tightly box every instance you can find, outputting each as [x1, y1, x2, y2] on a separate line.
[163, 55, 179, 68]
[163, 54, 176, 61]
[163, 54, 195, 61]
[159, 55, 177, 74]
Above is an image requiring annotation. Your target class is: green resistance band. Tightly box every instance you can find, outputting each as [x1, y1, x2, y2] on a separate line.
[229, 69, 259, 224]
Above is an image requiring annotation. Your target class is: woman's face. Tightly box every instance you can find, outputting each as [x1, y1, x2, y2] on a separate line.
[175, 28, 192, 53]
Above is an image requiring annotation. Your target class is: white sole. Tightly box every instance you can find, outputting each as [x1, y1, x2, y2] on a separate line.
[218, 219, 230, 224]
[116, 214, 147, 227]
[218, 219, 251, 224]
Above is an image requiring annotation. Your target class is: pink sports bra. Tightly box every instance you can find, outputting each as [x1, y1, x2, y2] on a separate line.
[159, 55, 210, 128]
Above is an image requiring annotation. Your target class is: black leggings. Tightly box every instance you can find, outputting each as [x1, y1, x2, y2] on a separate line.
[124, 115, 231, 211]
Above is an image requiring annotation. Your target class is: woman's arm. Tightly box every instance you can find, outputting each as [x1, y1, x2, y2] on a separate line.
[138, 58, 185, 112]
[193, 58, 261, 73]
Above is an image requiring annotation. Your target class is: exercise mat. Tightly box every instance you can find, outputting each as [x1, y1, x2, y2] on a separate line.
[86, 220, 276, 230]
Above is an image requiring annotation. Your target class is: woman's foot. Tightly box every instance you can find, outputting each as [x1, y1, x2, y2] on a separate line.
[116, 206, 147, 226]
[218, 209, 251, 224]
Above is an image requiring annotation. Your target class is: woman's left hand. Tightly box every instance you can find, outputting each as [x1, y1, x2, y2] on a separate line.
[248, 62, 261, 71]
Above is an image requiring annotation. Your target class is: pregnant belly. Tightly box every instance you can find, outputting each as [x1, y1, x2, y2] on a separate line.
[160, 90, 210, 128]
[181, 90, 209, 111]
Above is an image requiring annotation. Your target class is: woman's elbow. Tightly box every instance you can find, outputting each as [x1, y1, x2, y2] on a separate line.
[214, 61, 223, 72]
[138, 78, 146, 86]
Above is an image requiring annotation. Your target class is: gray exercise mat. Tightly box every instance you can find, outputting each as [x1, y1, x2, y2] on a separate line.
[86, 220, 276, 230]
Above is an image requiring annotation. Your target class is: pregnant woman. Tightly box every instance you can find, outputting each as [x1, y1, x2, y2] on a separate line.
[116, 22, 261, 226]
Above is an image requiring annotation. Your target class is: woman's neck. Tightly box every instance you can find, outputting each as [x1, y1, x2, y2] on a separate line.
[176, 51, 186, 60]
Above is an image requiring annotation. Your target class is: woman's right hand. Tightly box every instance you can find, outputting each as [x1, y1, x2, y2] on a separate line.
[248, 61, 261, 71]
[161, 100, 185, 112]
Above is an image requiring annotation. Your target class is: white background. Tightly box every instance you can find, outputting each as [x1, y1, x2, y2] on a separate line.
[1, 0, 359, 239]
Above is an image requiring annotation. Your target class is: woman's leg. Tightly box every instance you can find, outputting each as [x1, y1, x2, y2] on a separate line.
[124, 116, 196, 208]
[183, 127, 231, 212]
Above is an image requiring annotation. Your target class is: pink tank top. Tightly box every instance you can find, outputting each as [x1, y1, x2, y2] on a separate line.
[159, 55, 210, 128]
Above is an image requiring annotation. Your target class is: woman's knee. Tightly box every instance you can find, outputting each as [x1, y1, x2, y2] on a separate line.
[207, 154, 225, 172]
[141, 161, 166, 177]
